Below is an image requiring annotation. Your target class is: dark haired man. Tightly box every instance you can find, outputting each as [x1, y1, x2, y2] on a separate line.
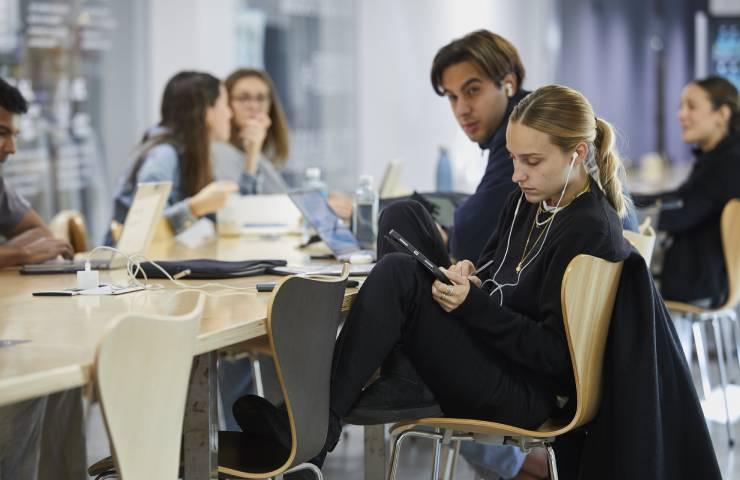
[0, 77, 73, 266]
[0, 77, 83, 480]
[430, 29, 529, 262]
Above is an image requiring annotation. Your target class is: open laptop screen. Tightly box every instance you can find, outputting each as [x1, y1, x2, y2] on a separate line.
[288, 189, 361, 258]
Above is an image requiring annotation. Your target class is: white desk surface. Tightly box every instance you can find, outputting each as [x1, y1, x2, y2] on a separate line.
[0, 234, 356, 407]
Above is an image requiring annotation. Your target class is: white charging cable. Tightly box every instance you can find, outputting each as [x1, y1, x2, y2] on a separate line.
[84, 246, 259, 293]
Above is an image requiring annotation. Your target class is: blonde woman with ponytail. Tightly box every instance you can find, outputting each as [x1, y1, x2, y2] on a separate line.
[237, 85, 720, 480]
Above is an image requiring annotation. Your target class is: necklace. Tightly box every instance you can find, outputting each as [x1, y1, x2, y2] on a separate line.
[516, 208, 552, 273]
[534, 204, 556, 227]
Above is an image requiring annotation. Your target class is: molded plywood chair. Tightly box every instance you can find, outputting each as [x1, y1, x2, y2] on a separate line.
[623, 218, 656, 264]
[663, 199, 740, 446]
[50, 209, 89, 253]
[218, 266, 350, 479]
[387, 254, 624, 480]
[90, 291, 205, 479]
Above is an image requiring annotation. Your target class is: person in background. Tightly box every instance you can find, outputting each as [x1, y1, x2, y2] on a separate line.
[430, 30, 530, 262]
[212, 68, 291, 195]
[0, 76, 85, 480]
[107, 71, 244, 243]
[233, 85, 720, 479]
[212, 67, 353, 218]
[0, 78, 73, 267]
[634, 76, 740, 307]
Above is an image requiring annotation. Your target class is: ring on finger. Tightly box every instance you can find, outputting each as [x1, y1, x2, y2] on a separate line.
[446, 284, 454, 296]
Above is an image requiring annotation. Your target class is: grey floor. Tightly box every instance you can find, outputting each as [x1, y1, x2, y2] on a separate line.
[85, 395, 740, 480]
[85, 317, 740, 479]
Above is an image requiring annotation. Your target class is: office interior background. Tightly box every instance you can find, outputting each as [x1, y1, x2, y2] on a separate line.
[0, 0, 739, 240]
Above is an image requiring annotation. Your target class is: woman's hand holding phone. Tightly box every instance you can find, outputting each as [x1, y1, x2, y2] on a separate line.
[432, 268, 470, 312]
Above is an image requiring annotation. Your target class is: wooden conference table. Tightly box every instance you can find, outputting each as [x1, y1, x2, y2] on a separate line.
[0, 233, 358, 479]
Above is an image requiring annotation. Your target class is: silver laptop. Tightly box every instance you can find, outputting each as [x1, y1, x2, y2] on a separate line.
[288, 189, 375, 261]
[21, 182, 172, 274]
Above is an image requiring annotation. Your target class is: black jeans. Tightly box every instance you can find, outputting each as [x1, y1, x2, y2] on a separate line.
[329, 200, 552, 429]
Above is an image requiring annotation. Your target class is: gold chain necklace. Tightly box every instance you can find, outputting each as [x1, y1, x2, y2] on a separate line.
[515, 180, 591, 273]
[516, 204, 552, 273]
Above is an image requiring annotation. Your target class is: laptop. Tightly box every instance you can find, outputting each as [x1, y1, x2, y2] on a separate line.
[21, 181, 172, 274]
[379, 162, 408, 199]
[287, 189, 375, 262]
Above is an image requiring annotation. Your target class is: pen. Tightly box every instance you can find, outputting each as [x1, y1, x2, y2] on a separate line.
[173, 269, 191, 280]
[472, 260, 494, 276]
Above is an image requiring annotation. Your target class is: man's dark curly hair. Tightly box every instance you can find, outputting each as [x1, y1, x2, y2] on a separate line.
[0, 77, 28, 115]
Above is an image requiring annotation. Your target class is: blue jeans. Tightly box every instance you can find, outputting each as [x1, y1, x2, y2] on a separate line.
[460, 442, 526, 479]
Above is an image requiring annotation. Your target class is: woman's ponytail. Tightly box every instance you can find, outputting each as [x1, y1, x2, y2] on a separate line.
[593, 118, 627, 218]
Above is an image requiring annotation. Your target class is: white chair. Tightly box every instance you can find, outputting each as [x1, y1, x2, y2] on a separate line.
[90, 291, 205, 479]
[664, 199, 740, 446]
[623, 217, 656, 264]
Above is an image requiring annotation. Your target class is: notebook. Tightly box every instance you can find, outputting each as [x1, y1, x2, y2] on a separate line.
[21, 181, 172, 274]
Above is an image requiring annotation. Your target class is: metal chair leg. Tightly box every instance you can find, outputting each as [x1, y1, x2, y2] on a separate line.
[388, 430, 412, 480]
[252, 356, 264, 397]
[447, 440, 460, 480]
[431, 431, 442, 480]
[712, 315, 735, 446]
[730, 312, 740, 378]
[693, 321, 712, 400]
[545, 444, 559, 480]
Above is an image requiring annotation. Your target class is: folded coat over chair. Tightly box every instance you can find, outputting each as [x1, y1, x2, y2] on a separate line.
[569, 251, 721, 479]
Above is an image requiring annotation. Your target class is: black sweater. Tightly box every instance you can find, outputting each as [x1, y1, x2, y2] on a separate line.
[454, 180, 720, 478]
[449, 89, 529, 262]
[636, 132, 740, 305]
[454, 178, 629, 399]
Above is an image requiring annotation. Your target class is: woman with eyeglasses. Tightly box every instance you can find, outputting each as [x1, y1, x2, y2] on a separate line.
[211, 68, 291, 195]
[212, 68, 353, 218]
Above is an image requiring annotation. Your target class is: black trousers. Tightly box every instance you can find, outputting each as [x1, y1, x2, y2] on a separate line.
[329, 200, 552, 429]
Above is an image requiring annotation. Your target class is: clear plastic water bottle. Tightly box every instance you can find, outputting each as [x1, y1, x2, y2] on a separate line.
[436, 146, 453, 192]
[352, 175, 379, 250]
[303, 167, 328, 197]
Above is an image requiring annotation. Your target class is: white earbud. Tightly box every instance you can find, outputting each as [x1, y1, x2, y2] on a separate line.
[505, 83, 514, 97]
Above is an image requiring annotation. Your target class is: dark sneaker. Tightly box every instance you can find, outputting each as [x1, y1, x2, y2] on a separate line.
[345, 373, 442, 425]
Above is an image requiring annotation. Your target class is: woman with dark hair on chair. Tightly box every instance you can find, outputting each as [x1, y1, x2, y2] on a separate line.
[635, 76, 740, 307]
[107, 71, 250, 243]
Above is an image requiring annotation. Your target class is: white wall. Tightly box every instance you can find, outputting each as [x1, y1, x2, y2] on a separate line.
[357, 0, 558, 193]
[148, 0, 238, 123]
[143, 0, 559, 192]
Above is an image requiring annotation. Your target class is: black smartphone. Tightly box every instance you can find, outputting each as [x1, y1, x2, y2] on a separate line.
[386, 229, 452, 285]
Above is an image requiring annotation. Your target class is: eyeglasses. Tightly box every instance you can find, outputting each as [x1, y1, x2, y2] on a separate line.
[232, 93, 270, 106]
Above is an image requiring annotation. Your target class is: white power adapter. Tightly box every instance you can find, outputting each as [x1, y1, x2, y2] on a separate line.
[77, 261, 99, 290]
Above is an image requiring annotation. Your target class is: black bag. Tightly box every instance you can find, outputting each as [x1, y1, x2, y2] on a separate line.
[134, 259, 287, 279]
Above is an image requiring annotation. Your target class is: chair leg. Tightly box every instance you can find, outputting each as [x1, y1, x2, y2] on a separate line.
[545, 444, 559, 480]
[712, 315, 735, 447]
[431, 431, 443, 480]
[730, 312, 740, 378]
[252, 356, 264, 397]
[388, 430, 413, 480]
[693, 321, 712, 400]
[446, 440, 461, 480]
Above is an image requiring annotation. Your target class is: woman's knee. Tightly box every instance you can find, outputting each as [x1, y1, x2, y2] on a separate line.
[378, 199, 429, 231]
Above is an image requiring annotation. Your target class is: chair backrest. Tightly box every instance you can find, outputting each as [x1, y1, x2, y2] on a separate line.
[623, 225, 655, 265]
[50, 209, 89, 253]
[561, 254, 623, 430]
[720, 199, 740, 310]
[95, 291, 204, 480]
[268, 266, 349, 470]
